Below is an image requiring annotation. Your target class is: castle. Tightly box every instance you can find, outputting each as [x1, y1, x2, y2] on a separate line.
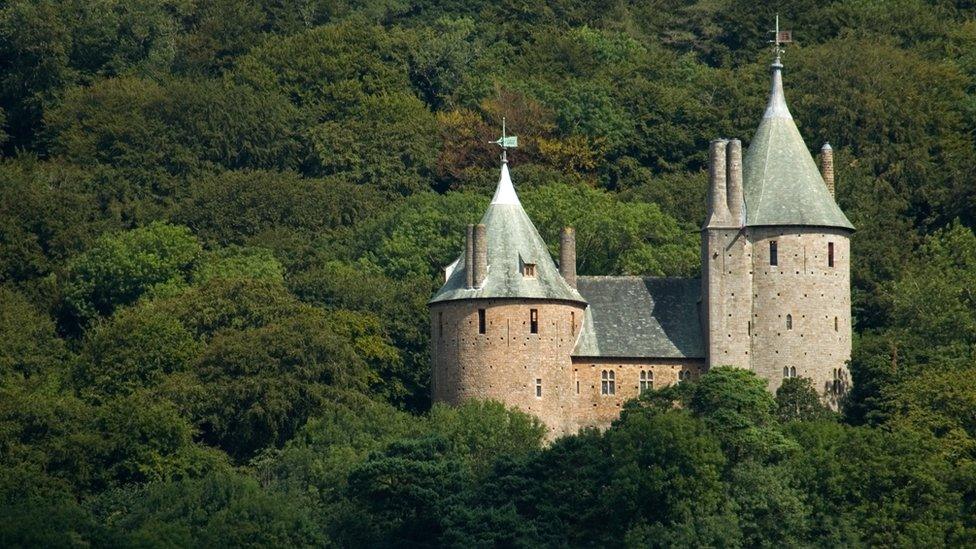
[429, 54, 853, 437]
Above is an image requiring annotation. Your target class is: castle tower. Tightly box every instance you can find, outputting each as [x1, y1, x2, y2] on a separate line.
[704, 52, 855, 405]
[429, 154, 586, 436]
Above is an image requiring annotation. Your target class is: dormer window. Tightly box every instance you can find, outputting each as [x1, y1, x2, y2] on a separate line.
[522, 263, 536, 277]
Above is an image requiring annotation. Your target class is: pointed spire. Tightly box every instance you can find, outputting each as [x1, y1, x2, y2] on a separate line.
[489, 118, 520, 205]
[490, 160, 520, 205]
[763, 58, 792, 120]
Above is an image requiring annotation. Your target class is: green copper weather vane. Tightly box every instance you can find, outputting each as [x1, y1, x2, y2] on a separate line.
[768, 14, 792, 63]
[490, 118, 518, 163]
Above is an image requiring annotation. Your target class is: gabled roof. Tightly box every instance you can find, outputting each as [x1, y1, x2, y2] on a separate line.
[572, 276, 704, 359]
[429, 162, 584, 304]
[743, 59, 854, 230]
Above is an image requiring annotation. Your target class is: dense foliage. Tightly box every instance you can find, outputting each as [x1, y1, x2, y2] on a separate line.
[2, 0, 976, 546]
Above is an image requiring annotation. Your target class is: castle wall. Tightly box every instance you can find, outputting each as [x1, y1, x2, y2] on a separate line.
[747, 227, 852, 405]
[571, 357, 705, 430]
[703, 228, 753, 369]
[430, 299, 586, 437]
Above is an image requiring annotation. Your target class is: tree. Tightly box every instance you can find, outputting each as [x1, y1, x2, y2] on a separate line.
[62, 223, 201, 323]
[775, 377, 834, 423]
[686, 367, 796, 462]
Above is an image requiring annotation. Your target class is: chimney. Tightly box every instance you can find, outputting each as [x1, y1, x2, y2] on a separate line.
[706, 138, 731, 227]
[726, 139, 744, 226]
[465, 224, 474, 289]
[472, 224, 487, 287]
[559, 227, 577, 289]
[821, 143, 835, 198]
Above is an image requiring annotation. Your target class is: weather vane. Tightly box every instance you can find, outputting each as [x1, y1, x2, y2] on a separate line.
[768, 14, 793, 63]
[489, 117, 518, 163]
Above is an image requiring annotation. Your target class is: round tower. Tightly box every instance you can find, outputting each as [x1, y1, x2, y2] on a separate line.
[429, 158, 586, 436]
[739, 55, 854, 406]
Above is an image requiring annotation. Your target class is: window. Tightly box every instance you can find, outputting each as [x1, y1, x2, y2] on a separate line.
[834, 316, 839, 331]
[791, 366, 797, 378]
[576, 380, 580, 394]
[601, 370, 615, 395]
[678, 370, 689, 383]
[570, 312, 576, 336]
[640, 370, 653, 393]
[828, 242, 835, 268]
[769, 240, 778, 266]
[786, 314, 793, 330]
[530, 309, 538, 334]
[478, 309, 486, 334]
[438, 312, 443, 338]
[832, 369, 842, 395]
[784, 366, 797, 379]
[536, 378, 542, 398]
[748, 320, 751, 336]
[523, 263, 536, 277]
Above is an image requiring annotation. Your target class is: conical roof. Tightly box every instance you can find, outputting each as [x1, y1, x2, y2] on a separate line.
[430, 162, 585, 304]
[743, 59, 854, 230]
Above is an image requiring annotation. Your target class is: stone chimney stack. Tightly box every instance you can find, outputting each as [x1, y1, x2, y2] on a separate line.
[559, 227, 577, 289]
[821, 143, 835, 198]
[472, 223, 487, 287]
[705, 138, 731, 227]
[465, 224, 475, 289]
[726, 139, 744, 226]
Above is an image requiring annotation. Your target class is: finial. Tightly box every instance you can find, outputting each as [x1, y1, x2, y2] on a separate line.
[489, 117, 518, 164]
[768, 14, 792, 66]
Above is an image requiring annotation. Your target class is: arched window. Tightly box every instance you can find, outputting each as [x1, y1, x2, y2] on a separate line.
[790, 366, 796, 378]
[786, 314, 793, 330]
[640, 370, 653, 393]
[783, 366, 790, 378]
[832, 369, 842, 395]
[601, 370, 616, 395]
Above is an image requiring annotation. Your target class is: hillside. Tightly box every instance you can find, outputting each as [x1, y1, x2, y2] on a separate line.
[2, 1, 976, 545]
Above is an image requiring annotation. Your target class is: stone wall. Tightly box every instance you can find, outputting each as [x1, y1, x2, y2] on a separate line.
[747, 227, 852, 406]
[571, 357, 705, 430]
[430, 298, 586, 436]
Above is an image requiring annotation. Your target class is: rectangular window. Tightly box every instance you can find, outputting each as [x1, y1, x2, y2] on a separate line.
[639, 371, 652, 393]
[535, 378, 542, 398]
[530, 309, 538, 334]
[478, 309, 486, 334]
[828, 242, 835, 267]
[769, 240, 778, 266]
[576, 380, 580, 394]
[570, 312, 575, 336]
[523, 263, 536, 277]
[438, 312, 443, 338]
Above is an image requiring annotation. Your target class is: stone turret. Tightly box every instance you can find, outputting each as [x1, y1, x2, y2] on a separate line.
[429, 156, 586, 436]
[717, 53, 855, 405]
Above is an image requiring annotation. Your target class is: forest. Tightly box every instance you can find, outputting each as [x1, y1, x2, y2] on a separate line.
[1, 0, 976, 546]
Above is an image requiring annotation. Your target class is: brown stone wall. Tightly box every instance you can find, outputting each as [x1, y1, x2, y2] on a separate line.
[748, 227, 852, 406]
[571, 357, 705, 430]
[703, 228, 753, 370]
[430, 299, 586, 437]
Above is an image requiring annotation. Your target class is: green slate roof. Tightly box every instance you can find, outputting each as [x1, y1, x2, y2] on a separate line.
[572, 276, 704, 359]
[743, 60, 854, 230]
[429, 162, 585, 304]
